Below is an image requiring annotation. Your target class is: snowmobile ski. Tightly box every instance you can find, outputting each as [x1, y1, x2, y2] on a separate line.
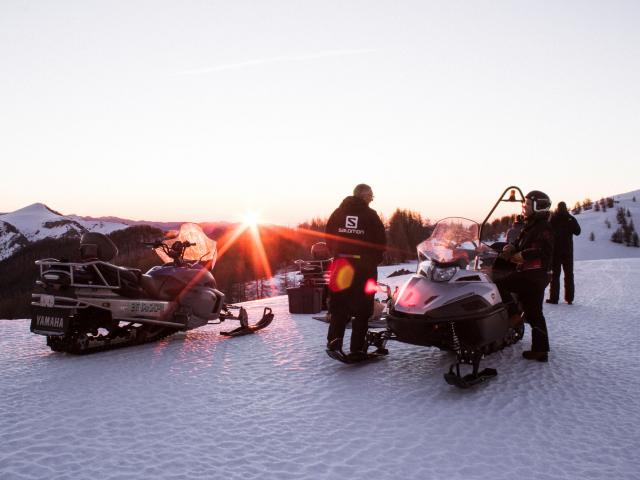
[443, 364, 497, 389]
[220, 307, 274, 337]
[325, 347, 388, 364]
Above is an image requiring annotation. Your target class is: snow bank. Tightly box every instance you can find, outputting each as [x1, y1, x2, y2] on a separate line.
[1, 259, 639, 479]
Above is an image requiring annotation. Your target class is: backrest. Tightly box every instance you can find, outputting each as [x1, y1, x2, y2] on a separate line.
[80, 232, 119, 262]
[310, 242, 331, 260]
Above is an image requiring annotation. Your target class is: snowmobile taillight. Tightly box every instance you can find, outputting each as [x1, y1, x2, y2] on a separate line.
[431, 266, 457, 282]
[364, 279, 378, 295]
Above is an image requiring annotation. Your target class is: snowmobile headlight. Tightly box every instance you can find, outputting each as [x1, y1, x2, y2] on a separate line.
[431, 266, 457, 282]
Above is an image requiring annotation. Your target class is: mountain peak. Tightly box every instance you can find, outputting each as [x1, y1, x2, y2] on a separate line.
[13, 203, 63, 217]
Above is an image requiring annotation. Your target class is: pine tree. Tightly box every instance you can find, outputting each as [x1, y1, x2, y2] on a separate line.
[606, 197, 615, 208]
[633, 196, 637, 202]
[627, 208, 632, 217]
[594, 202, 600, 212]
[573, 202, 582, 214]
[589, 232, 595, 241]
[611, 228, 624, 244]
[633, 232, 639, 247]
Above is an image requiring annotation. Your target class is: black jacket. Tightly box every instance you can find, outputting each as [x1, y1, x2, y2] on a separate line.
[549, 212, 581, 256]
[515, 214, 555, 272]
[325, 196, 386, 266]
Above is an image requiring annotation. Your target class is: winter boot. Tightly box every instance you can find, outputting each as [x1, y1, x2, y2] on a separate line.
[522, 350, 548, 362]
[346, 350, 369, 362]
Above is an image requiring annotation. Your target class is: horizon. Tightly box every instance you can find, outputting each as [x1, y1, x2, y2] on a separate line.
[2, 1, 639, 224]
[3, 186, 638, 229]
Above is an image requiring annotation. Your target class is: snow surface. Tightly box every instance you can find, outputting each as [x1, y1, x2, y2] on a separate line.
[2, 259, 639, 479]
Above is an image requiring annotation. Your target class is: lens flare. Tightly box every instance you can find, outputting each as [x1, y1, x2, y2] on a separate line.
[328, 258, 354, 292]
[364, 278, 379, 295]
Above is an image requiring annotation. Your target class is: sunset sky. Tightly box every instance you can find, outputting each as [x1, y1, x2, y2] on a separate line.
[1, 1, 639, 226]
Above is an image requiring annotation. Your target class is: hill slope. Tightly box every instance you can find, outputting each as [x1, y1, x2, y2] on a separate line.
[573, 189, 640, 260]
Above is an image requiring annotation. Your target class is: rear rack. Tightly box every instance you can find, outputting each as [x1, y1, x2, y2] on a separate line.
[36, 259, 122, 289]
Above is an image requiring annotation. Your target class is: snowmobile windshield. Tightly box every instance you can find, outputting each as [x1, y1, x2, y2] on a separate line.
[157, 223, 218, 267]
[417, 218, 481, 267]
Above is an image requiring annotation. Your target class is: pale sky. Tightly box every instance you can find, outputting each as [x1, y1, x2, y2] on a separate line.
[1, 0, 639, 225]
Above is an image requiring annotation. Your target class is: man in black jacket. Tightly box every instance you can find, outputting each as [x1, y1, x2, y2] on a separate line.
[496, 190, 554, 362]
[547, 201, 581, 305]
[325, 184, 387, 361]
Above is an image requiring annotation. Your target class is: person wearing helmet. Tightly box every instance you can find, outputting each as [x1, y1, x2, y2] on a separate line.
[497, 190, 555, 362]
[324, 184, 387, 362]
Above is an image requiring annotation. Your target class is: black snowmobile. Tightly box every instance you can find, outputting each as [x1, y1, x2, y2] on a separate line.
[365, 187, 528, 388]
[30, 223, 273, 353]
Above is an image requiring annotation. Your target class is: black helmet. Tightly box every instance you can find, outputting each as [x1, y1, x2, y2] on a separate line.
[525, 190, 551, 213]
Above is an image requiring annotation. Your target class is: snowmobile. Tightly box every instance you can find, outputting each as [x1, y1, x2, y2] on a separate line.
[365, 187, 527, 388]
[30, 223, 274, 353]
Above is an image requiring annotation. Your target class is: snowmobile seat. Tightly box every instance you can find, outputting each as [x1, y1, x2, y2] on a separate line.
[92, 263, 144, 297]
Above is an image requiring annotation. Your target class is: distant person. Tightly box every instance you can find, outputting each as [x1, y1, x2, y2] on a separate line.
[506, 215, 525, 244]
[547, 201, 581, 305]
[496, 190, 554, 362]
[324, 184, 386, 361]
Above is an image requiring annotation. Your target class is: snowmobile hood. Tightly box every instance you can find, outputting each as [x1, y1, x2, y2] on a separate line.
[393, 274, 500, 317]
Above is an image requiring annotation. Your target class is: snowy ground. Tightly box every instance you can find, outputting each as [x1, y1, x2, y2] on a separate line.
[2, 259, 640, 480]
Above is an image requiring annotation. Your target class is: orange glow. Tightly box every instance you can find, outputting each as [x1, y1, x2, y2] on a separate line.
[249, 223, 273, 279]
[328, 258, 354, 292]
[216, 223, 249, 258]
[262, 223, 412, 259]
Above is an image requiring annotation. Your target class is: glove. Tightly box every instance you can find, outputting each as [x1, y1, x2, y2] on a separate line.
[500, 244, 516, 259]
[510, 252, 524, 264]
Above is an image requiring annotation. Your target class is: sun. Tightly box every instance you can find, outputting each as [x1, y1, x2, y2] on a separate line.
[242, 211, 261, 229]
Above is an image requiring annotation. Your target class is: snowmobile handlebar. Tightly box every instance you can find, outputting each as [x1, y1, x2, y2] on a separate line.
[144, 240, 196, 262]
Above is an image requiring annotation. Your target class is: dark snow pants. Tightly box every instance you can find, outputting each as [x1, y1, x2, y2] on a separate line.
[327, 261, 377, 354]
[496, 269, 550, 353]
[549, 253, 575, 303]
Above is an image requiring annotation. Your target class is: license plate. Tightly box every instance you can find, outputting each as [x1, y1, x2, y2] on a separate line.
[31, 307, 70, 335]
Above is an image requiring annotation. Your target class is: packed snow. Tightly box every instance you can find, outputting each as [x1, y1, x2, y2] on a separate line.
[1, 259, 639, 479]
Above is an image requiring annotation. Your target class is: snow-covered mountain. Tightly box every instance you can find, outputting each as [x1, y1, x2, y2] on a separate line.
[0, 221, 29, 261]
[0, 203, 129, 261]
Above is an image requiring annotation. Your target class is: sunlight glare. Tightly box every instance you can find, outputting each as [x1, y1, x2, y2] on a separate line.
[243, 211, 260, 229]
